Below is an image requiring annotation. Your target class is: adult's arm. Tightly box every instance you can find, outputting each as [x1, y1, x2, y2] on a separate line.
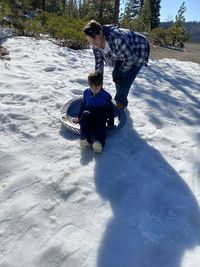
[93, 48, 104, 74]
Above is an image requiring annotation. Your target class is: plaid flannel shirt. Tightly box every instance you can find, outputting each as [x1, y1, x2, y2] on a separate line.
[93, 25, 150, 73]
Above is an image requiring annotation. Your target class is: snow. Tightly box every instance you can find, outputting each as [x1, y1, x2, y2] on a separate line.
[0, 27, 13, 41]
[0, 36, 200, 267]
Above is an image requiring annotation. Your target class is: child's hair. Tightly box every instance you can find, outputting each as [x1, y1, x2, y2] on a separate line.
[88, 71, 103, 87]
[83, 20, 103, 38]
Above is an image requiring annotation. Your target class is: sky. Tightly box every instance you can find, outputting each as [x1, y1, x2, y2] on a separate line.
[121, 0, 200, 22]
[1, 33, 200, 266]
[160, 0, 200, 22]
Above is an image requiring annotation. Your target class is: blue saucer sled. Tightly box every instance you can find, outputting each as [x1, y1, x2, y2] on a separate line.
[60, 97, 126, 135]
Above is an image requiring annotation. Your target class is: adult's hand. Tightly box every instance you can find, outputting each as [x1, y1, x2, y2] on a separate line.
[112, 61, 123, 84]
[112, 69, 123, 84]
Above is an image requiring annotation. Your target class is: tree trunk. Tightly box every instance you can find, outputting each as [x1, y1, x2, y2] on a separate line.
[113, 0, 120, 24]
[51, 0, 56, 12]
[42, 0, 46, 11]
[99, 0, 104, 20]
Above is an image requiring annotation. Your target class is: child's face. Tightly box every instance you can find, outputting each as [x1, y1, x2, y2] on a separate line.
[90, 84, 102, 95]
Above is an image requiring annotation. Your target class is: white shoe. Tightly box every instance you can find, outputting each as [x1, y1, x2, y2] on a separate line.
[92, 141, 102, 153]
[80, 139, 90, 149]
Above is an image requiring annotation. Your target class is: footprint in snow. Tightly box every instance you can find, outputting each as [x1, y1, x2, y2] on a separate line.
[71, 89, 83, 96]
[43, 66, 56, 72]
[69, 78, 87, 86]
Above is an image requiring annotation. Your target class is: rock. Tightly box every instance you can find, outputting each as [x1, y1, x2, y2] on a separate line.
[0, 45, 10, 60]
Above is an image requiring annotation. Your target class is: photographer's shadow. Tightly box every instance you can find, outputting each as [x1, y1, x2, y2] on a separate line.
[94, 110, 200, 267]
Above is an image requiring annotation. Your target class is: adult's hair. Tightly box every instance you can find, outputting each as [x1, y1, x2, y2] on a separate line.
[83, 20, 103, 38]
[88, 71, 103, 87]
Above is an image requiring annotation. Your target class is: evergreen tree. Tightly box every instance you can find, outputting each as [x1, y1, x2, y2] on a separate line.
[99, 0, 105, 20]
[79, 0, 89, 18]
[152, 2, 189, 47]
[79, 0, 114, 23]
[31, 0, 41, 9]
[41, 0, 46, 11]
[140, 0, 151, 31]
[172, 1, 188, 46]
[149, 0, 160, 29]
[113, 0, 120, 24]
[175, 1, 186, 27]
[65, 0, 78, 17]
[124, 0, 142, 20]
[0, 1, 12, 20]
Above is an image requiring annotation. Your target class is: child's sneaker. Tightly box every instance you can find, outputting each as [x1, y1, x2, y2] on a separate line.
[92, 141, 102, 153]
[80, 139, 90, 149]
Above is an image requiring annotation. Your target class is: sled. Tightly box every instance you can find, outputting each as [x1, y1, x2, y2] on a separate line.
[60, 96, 126, 135]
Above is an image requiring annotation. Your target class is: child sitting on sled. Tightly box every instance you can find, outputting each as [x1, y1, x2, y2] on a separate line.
[72, 71, 115, 153]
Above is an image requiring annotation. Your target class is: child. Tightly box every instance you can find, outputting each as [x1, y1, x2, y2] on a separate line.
[73, 71, 115, 153]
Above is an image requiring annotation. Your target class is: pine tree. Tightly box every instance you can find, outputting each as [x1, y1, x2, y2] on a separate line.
[153, 2, 188, 47]
[41, 0, 46, 11]
[172, 1, 188, 46]
[79, 0, 114, 23]
[149, 0, 160, 29]
[66, 0, 79, 17]
[79, 0, 89, 18]
[140, 0, 151, 31]
[124, 0, 142, 20]
[31, 0, 41, 9]
[175, 1, 186, 27]
[113, 0, 120, 24]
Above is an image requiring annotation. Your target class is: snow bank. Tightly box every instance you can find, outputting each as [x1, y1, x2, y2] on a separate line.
[0, 27, 13, 42]
[0, 36, 200, 267]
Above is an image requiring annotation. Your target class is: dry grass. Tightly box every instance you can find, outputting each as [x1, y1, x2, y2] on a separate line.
[149, 42, 200, 65]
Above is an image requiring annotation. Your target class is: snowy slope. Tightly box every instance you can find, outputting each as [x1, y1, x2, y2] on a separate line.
[0, 36, 200, 267]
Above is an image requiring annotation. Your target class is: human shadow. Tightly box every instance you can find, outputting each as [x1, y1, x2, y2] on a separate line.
[95, 110, 200, 267]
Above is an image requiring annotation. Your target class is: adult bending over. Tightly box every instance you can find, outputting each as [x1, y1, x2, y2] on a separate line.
[83, 20, 150, 109]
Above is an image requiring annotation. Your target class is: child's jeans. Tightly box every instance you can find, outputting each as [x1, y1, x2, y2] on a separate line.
[114, 65, 142, 107]
[80, 110, 107, 146]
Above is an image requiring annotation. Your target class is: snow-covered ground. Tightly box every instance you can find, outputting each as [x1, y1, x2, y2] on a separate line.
[0, 36, 200, 267]
[0, 27, 13, 41]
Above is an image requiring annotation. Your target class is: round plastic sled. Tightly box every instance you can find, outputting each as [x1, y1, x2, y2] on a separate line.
[60, 96, 126, 135]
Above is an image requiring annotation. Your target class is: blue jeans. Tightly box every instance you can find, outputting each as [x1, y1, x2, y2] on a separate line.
[114, 65, 142, 107]
[80, 110, 107, 146]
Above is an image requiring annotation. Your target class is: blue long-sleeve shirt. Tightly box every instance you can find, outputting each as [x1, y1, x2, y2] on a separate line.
[79, 88, 115, 126]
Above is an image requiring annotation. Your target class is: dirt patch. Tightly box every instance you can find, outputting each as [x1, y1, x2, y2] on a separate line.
[149, 42, 200, 65]
[0, 45, 10, 60]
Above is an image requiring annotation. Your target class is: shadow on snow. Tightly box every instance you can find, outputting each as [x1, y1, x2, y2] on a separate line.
[133, 61, 200, 127]
[60, 61, 200, 266]
[93, 110, 200, 267]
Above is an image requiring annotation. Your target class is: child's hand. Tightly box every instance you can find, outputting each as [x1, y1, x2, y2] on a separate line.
[72, 117, 79, 124]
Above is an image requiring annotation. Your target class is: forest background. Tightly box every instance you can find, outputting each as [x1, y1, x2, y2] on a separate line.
[0, 0, 200, 50]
